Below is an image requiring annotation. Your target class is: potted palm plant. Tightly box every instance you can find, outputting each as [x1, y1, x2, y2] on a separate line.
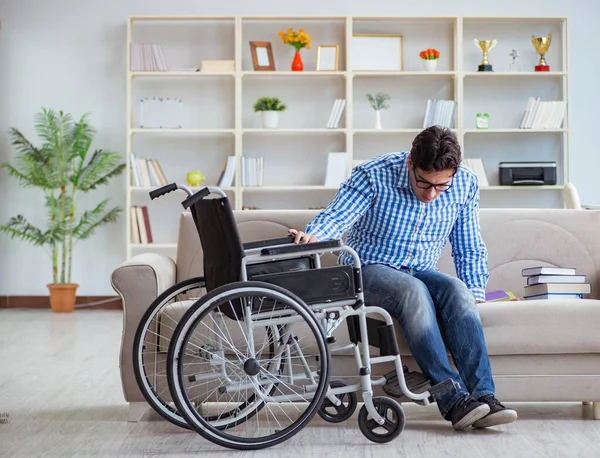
[0, 108, 125, 312]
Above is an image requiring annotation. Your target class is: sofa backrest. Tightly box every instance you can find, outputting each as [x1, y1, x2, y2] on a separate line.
[176, 207, 600, 300]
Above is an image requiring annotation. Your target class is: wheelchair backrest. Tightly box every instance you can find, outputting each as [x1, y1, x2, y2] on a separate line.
[189, 195, 245, 293]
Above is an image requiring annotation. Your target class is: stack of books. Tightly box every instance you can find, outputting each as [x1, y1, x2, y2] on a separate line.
[522, 266, 591, 300]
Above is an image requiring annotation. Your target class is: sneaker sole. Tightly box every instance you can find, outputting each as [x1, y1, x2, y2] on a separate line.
[472, 409, 518, 428]
[453, 404, 491, 431]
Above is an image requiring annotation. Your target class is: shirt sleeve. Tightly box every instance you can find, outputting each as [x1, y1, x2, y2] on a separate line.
[304, 166, 375, 240]
[448, 176, 490, 302]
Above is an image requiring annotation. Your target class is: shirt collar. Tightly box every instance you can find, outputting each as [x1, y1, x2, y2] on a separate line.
[397, 153, 411, 188]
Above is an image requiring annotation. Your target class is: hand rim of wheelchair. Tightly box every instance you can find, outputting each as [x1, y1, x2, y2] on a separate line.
[166, 280, 331, 451]
[132, 276, 206, 430]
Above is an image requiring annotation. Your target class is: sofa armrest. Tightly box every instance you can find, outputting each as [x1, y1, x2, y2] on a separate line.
[110, 252, 177, 403]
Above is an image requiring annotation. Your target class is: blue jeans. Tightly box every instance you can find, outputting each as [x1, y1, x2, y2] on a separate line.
[362, 264, 495, 419]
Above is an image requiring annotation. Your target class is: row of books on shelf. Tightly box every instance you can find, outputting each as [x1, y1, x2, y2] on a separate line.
[326, 99, 346, 129]
[130, 153, 169, 187]
[241, 156, 264, 187]
[422, 99, 456, 129]
[130, 43, 168, 72]
[130, 43, 235, 73]
[519, 98, 566, 129]
[215, 152, 349, 188]
[130, 205, 153, 244]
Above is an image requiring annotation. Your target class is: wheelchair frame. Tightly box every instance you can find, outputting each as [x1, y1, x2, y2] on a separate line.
[141, 182, 458, 450]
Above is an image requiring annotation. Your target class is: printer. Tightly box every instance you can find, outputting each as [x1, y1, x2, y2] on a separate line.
[498, 161, 557, 186]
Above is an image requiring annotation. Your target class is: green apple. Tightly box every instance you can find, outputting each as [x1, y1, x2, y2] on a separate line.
[186, 170, 205, 186]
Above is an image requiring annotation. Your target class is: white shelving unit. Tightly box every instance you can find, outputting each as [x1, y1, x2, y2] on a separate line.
[125, 15, 569, 257]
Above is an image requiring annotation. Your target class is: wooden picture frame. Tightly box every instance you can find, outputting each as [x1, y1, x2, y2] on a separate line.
[317, 45, 339, 71]
[249, 41, 275, 71]
[351, 34, 404, 71]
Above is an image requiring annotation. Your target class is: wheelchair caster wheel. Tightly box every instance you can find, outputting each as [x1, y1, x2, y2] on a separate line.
[358, 397, 405, 444]
[318, 381, 357, 423]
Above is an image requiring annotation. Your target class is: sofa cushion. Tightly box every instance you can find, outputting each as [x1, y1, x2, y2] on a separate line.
[157, 297, 600, 358]
[390, 298, 600, 357]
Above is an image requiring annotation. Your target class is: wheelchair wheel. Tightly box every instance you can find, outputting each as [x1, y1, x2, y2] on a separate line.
[358, 397, 405, 444]
[167, 281, 331, 451]
[133, 276, 206, 429]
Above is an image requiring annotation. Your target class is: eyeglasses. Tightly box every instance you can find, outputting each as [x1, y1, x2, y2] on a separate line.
[412, 166, 454, 192]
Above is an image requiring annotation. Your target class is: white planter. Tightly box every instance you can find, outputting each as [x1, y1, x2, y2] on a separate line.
[423, 59, 438, 72]
[374, 110, 382, 130]
[261, 111, 279, 129]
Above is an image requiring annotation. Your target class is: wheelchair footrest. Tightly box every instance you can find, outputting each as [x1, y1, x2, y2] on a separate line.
[427, 379, 460, 403]
[382, 367, 431, 401]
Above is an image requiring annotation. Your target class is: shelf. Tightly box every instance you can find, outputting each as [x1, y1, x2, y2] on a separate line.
[353, 71, 456, 77]
[125, 14, 570, 258]
[354, 128, 456, 134]
[130, 71, 235, 77]
[481, 185, 564, 190]
[463, 72, 567, 77]
[130, 243, 177, 248]
[130, 186, 236, 193]
[242, 186, 339, 192]
[130, 128, 235, 135]
[464, 129, 567, 134]
[242, 128, 346, 134]
[242, 71, 347, 77]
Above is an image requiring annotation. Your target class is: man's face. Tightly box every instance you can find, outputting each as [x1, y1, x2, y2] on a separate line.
[408, 159, 455, 204]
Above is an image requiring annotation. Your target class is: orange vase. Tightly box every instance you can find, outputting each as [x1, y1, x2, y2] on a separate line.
[291, 51, 304, 71]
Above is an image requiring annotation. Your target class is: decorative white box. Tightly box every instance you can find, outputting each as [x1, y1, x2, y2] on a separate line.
[139, 97, 183, 129]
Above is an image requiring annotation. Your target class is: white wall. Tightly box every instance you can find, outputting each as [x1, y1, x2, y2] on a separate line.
[1, 0, 598, 295]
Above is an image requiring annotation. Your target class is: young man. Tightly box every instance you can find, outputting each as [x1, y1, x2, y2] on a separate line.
[289, 126, 517, 431]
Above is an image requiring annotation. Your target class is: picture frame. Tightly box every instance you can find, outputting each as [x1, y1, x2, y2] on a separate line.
[351, 34, 404, 71]
[249, 41, 275, 71]
[316, 45, 339, 71]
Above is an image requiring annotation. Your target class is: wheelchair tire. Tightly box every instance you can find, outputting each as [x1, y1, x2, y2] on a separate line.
[167, 280, 331, 451]
[133, 276, 206, 430]
[358, 397, 405, 444]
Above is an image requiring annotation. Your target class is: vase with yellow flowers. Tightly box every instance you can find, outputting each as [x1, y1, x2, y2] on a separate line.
[278, 28, 312, 71]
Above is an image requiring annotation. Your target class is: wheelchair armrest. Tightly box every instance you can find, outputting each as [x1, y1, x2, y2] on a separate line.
[243, 234, 295, 250]
[260, 239, 343, 256]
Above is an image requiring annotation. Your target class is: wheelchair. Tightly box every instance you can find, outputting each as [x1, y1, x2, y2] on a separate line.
[132, 183, 459, 451]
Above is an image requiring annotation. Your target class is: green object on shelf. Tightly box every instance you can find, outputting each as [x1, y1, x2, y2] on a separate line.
[476, 112, 490, 129]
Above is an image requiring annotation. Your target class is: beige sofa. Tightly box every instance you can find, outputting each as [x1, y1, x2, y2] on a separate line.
[111, 207, 600, 422]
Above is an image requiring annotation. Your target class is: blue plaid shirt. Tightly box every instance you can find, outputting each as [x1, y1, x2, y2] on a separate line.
[304, 152, 489, 301]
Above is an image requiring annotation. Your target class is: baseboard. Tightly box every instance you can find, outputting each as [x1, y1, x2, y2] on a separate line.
[0, 295, 122, 310]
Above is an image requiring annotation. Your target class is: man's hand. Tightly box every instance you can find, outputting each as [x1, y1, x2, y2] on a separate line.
[288, 229, 318, 244]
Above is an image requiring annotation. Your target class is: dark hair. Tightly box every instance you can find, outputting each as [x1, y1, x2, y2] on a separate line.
[410, 126, 461, 173]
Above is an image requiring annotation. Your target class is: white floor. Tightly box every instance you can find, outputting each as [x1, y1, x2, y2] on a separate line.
[1, 308, 599, 458]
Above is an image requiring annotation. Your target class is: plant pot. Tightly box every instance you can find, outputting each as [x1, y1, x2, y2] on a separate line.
[48, 283, 78, 313]
[291, 51, 304, 71]
[261, 111, 280, 129]
[423, 59, 438, 72]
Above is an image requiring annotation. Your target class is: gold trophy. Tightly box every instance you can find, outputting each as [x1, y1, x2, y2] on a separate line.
[531, 33, 552, 71]
[474, 39, 497, 71]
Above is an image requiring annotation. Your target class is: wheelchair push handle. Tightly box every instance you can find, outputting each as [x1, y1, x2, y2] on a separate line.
[149, 183, 192, 200]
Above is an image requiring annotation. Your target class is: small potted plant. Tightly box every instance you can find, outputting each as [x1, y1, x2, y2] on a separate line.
[278, 28, 312, 71]
[366, 92, 391, 130]
[253, 96, 287, 129]
[419, 48, 440, 71]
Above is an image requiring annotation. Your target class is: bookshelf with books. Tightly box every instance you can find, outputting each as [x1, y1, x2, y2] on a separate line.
[125, 15, 569, 257]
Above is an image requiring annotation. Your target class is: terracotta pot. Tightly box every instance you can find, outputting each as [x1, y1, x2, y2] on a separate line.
[48, 283, 78, 313]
